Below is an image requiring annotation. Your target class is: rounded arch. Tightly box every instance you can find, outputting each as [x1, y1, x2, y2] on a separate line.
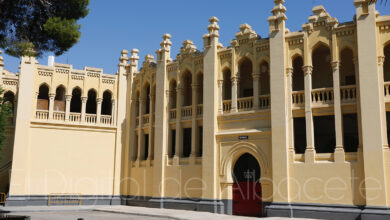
[292, 55, 304, 91]
[55, 85, 66, 101]
[169, 79, 177, 109]
[86, 88, 97, 114]
[222, 67, 232, 101]
[312, 43, 333, 89]
[233, 153, 261, 182]
[181, 70, 192, 106]
[4, 91, 15, 113]
[221, 142, 269, 183]
[238, 57, 253, 98]
[101, 90, 113, 115]
[70, 87, 82, 113]
[37, 83, 50, 110]
[340, 48, 356, 86]
[311, 40, 331, 52]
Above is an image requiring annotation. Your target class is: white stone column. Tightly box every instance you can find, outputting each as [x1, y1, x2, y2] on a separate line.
[48, 93, 55, 120]
[138, 98, 145, 162]
[65, 95, 72, 121]
[174, 87, 183, 163]
[286, 68, 294, 154]
[218, 80, 223, 114]
[303, 65, 316, 163]
[80, 96, 87, 122]
[148, 93, 155, 160]
[191, 84, 199, 159]
[96, 98, 102, 124]
[111, 99, 116, 125]
[332, 61, 345, 162]
[378, 56, 389, 148]
[231, 76, 238, 112]
[253, 73, 260, 109]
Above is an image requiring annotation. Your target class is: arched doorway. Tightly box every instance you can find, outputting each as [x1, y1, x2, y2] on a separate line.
[232, 153, 262, 217]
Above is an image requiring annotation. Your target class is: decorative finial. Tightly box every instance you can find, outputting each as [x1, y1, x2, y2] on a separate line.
[160, 33, 172, 51]
[144, 54, 155, 63]
[207, 16, 220, 37]
[119, 49, 128, 65]
[130, 49, 139, 67]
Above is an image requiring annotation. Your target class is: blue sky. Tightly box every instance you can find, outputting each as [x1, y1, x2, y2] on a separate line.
[3, 0, 390, 74]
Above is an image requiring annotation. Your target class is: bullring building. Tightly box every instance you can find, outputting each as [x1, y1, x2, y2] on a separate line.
[1, 0, 390, 219]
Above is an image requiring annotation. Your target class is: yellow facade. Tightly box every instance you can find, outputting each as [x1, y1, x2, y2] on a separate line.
[2, 0, 390, 219]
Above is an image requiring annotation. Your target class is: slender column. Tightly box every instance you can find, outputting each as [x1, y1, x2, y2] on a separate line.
[218, 80, 223, 114]
[111, 99, 116, 125]
[81, 96, 87, 122]
[174, 87, 183, 161]
[303, 65, 316, 163]
[354, 59, 363, 151]
[332, 61, 345, 162]
[148, 93, 155, 160]
[253, 73, 260, 109]
[231, 76, 238, 112]
[138, 98, 145, 161]
[96, 98, 102, 124]
[48, 93, 55, 120]
[378, 56, 389, 148]
[65, 95, 71, 121]
[286, 68, 294, 154]
[191, 84, 199, 158]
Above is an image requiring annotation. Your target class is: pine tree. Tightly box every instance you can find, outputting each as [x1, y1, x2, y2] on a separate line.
[0, 87, 12, 162]
[0, 0, 89, 57]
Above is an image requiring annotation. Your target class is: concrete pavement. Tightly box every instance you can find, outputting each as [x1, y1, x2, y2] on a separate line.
[1, 205, 317, 219]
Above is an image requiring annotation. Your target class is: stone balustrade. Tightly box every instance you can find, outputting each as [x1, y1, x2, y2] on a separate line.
[237, 97, 253, 112]
[181, 106, 192, 119]
[311, 88, 334, 106]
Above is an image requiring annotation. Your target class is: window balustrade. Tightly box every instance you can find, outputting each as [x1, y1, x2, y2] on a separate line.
[181, 106, 192, 119]
[237, 97, 253, 112]
[311, 88, 334, 106]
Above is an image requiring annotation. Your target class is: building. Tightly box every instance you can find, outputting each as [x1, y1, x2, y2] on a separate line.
[1, 0, 390, 219]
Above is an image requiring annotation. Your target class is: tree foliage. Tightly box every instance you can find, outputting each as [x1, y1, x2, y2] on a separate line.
[0, 87, 12, 162]
[0, 0, 89, 57]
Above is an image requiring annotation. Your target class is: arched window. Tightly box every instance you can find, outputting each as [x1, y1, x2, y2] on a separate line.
[54, 85, 66, 112]
[70, 87, 82, 113]
[86, 89, 97, 114]
[340, 48, 356, 86]
[292, 56, 304, 91]
[4, 91, 15, 113]
[144, 83, 150, 114]
[37, 84, 49, 110]
[312, 44, 333, 89]
[259, 61, 270, 95]
[101, 90, 112, 115]
[182, 71, 192, 106]
[384, 44, 390, 82]
[223, 68, 232, 100]
[169, 80, 177, 109]
[197, 73, 203, 105]
[239, 58, 253, 98]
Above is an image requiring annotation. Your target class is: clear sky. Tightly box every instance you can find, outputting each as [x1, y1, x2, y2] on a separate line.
[3, 0, 390, 74]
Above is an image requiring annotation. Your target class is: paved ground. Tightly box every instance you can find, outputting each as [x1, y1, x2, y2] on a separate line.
[3, 211, 166, 220]
[0, 205, 317, 220]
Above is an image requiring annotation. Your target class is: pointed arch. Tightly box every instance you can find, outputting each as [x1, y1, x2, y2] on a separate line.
[54, 85, 66, 111]
[37, 83, 50, 110]
[86, 88, 97, 114]
[70, 87, 82, 113]
[312, 43, 333, 89]
[102, 90, 112, 115]
[222, 67, 232, 100]
[238, 57, 253, 98]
